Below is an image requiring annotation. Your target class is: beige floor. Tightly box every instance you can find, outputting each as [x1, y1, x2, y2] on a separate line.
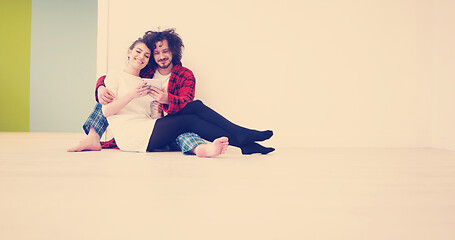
[1, 132, 455, 240]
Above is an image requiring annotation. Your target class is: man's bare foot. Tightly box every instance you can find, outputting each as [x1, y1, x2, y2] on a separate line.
[193, 137, 229, 158]
[67, 136, 102, 152]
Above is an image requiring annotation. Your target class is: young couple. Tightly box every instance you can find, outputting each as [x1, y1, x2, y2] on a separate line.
[68, 29, 274, 157]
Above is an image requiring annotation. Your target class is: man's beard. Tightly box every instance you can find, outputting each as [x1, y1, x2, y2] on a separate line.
[157, 60, 171, 69]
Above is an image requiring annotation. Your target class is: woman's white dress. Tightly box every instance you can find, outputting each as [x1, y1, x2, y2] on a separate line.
[102, 71, 158, 152]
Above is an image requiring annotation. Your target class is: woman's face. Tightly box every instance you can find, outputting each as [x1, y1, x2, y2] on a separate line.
[128, 42, 151, 70]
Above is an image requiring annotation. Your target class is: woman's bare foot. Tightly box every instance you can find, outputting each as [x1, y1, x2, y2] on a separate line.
[67, 133, 102, 152]
[67, 136, 102, 152]
[192, 137, 229, 158]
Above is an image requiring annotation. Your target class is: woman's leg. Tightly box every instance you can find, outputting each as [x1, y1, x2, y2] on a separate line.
[82, 103, 109, 137]
[67, 127, 102, 152]
[178, 100, 273, 145]
[68, 104, 106, 152]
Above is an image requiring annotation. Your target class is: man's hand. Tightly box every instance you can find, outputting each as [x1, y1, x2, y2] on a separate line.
[148, 86, 169, 104]
[151, 101, 163, 119]
[98, 86, 116, 105]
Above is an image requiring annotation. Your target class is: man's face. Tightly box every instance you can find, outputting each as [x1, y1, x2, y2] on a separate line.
[153, 39, 173, 70]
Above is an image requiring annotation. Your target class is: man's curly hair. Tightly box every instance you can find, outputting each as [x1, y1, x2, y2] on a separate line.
[143, 29, 184, 68]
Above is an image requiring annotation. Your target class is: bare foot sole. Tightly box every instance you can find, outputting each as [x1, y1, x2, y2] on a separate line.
[67, 138, 102, 152]
[194, 137, 229, 158]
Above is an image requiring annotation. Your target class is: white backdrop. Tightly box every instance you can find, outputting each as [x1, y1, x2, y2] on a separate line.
[97, 0, 455, 150]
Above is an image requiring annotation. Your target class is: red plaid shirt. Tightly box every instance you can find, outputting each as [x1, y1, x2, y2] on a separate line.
[95, 61, 195, 114]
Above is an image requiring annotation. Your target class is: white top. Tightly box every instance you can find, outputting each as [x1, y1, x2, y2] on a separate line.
[152, 70, 171, 116]
[153, 70, 171, 92]
[102, 71, 157, 152]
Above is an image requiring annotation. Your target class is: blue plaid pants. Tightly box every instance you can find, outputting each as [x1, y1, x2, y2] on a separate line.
[82, 103, 108, 138]
[83, 103, 206, 154]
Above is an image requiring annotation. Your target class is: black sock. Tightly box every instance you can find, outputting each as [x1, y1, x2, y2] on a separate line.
[238, 130, 273, 145]
[241, 142, 275, 155]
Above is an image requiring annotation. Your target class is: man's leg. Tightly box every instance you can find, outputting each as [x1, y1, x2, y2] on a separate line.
[147, 114, 273, 155]
[176, 132, 229, 158]
[68, 103, 108, 152]
[178, 100, 273, 145]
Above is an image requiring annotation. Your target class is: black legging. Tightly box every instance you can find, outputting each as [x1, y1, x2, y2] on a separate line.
[146, 100, 273, 152]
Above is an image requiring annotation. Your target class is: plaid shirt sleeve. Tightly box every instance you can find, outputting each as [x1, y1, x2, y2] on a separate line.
[94, 75, 106, 103]
[163, 64, 196, 114]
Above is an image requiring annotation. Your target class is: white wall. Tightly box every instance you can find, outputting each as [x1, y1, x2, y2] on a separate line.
[431, 0, 455, 150]
[98, 0, 455, 149]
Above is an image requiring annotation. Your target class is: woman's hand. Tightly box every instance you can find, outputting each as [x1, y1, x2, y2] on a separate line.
[130, 82, 150, 99]
[148, 86, 169, 104]
[103, 83, 148, 117]
[98, 86, 115, 105]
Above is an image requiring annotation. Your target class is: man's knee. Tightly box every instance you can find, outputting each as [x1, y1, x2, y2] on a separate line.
[191, 100, 204, 108]
[183, 100, 203, 112]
